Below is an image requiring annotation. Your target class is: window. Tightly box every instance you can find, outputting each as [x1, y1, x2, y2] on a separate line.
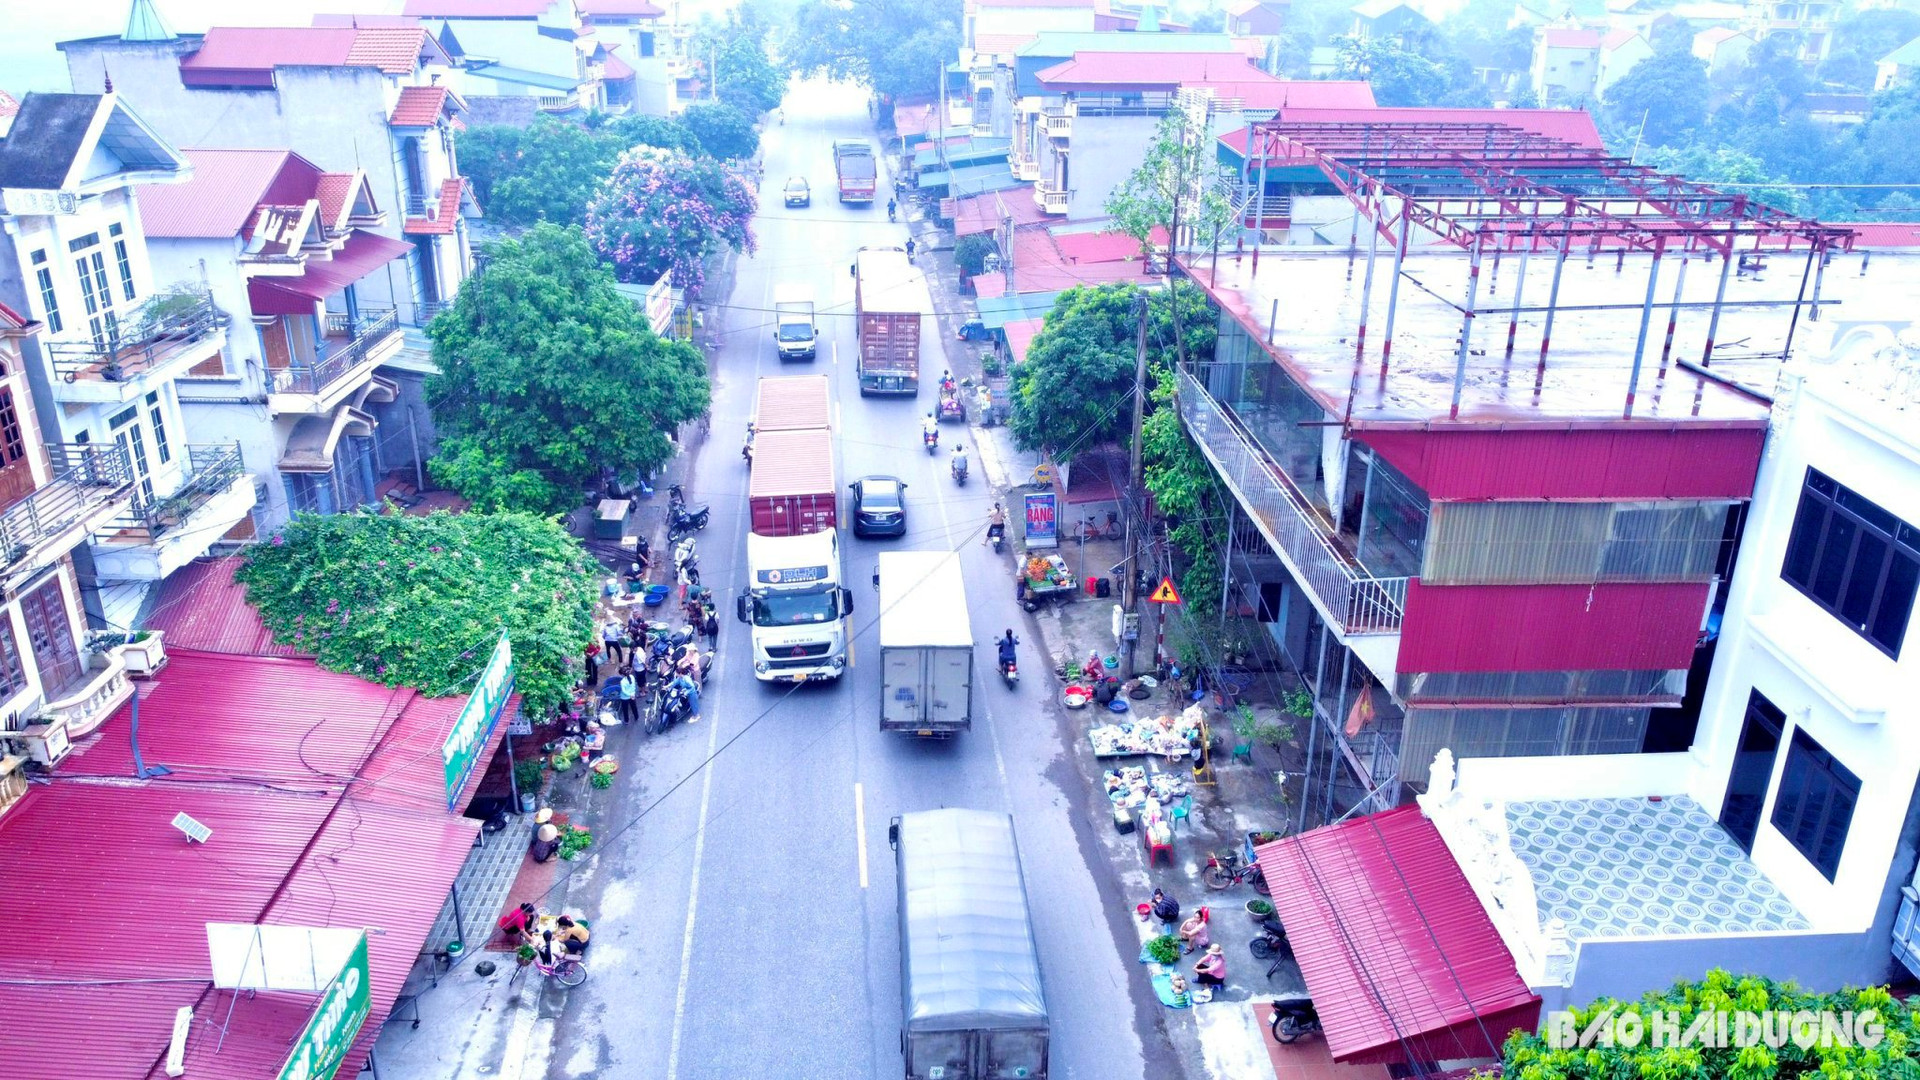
[74, 249, 118, 344]
[65, 231, 100, 253]
[110, 223, 135, 302]
[30, 250, 61, 334]
[1781, 468, 1919, 657]
[1770, 727, 1859, 881]
[146, 391, 170, 467]
[0, 621, 26, 702]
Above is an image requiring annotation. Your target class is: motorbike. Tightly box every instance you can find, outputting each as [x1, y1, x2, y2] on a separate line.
[1249, 915, 1292, 961]
[923, 429, 938, 455]
[998, 645, 1019, 687]
[951, 449, 968, 486]
[673, 537, 698, 576]
[648, 683, 692, 735]
[668, 502, 710, 537]
[672, 641, 713, 686]
[987, 522, 1005, 553]
[887, 201, 897, 222]
[1269, 995, 1322, 1045]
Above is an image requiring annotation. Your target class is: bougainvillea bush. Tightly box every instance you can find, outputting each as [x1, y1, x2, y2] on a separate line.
[238, 511, 598, 716]
[584, 146, 757, 295]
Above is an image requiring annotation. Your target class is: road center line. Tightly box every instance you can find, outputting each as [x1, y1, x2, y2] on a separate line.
[854, 782, 870, 889]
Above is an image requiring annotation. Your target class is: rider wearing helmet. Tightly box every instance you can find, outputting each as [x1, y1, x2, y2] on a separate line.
[950, 442, 969, 479]
[997, 630, 1018, 670]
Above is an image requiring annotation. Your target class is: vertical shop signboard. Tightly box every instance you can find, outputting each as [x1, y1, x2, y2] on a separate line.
[1023, 492, 1058, 549]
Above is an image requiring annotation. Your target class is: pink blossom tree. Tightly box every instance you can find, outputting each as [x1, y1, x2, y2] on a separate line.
[585, 146, 757, 295]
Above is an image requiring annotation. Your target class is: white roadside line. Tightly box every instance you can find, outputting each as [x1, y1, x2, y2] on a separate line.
[854, 782, 870, 888]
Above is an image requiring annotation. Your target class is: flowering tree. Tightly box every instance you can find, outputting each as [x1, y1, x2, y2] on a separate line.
[585, 146, 757, 295]
[237, 511, 598, 717]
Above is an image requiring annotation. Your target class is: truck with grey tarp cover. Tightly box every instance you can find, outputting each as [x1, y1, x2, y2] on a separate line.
[889, 808, 1049, 1080]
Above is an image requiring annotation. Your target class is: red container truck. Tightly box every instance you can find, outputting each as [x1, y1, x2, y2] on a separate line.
[753, 374, 832, 433]
[747, 428, 837, 536]
[833, 140, 877, 204]
[853, 247, 927, 396]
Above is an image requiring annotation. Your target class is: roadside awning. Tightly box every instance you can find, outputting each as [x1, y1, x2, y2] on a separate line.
[1253, 805, 1541, 1067]
[248, 229, 413, 316]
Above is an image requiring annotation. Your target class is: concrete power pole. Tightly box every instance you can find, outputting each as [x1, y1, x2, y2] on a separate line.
[1121, 291, 1150, 678]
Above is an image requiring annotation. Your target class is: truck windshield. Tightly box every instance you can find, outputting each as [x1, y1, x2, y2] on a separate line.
[777, 323, 814, 342]
[751, 586, 840, 626]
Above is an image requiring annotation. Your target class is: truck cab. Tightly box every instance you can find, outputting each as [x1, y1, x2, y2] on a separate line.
[773, 284, 817, 361]
[739, 529, 852, 682]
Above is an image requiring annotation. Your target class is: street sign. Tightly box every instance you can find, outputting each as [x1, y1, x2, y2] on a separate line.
[1022, 492, 1058, 549]
[444, 632, 514, 809]
[1148, 577, 1183, 605]
[276, 931, 369, 1080]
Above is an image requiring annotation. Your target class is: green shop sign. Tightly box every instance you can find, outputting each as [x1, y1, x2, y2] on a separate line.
[444, 631, 515, 809]
[277, 932, 370, 1080]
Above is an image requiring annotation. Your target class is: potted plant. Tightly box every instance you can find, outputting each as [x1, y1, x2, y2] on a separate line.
[115, 630, 166, 676]
[1246, 898, 1274, 921]
[513, 758, 546, 811]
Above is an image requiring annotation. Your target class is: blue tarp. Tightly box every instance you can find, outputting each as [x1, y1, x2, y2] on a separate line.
[977, 290, 1066, 330]
[917, 162, 1021, 196]
[913, 138, 1011, 171]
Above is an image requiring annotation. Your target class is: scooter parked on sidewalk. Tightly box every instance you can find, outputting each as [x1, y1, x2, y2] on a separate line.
[1269, 995, 1322, 1044]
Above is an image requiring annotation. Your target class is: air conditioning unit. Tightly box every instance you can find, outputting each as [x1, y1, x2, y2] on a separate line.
[15, 720, 71, 768]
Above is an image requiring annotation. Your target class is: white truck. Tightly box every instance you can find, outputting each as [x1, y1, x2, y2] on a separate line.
[773, 284, 818, 361]
[877, 551, 973, 737]
[739, 529, 853, 682]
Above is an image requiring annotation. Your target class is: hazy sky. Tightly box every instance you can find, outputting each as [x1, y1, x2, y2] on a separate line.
[1, 1, 399, 97]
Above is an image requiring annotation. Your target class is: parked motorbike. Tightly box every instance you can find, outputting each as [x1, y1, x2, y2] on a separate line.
[648, 683, 691, 735]
[672, 641, 712, 686]
[669, 502, 711, 537]
[1269, 995, 1322, 1045]
[1249, 916, 1292, 961]
[673, 537, 698, 577]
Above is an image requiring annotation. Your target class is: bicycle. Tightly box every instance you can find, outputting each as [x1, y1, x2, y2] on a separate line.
[1077, 511, 1122, 543]
[509, 949, 587, 989]
[1202, 849, 1271, 895]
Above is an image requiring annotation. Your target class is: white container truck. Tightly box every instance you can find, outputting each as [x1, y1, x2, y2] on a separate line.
[739, 529, 853, 682]
[773, 284, 818, 361]
[877, 551, 973, 737]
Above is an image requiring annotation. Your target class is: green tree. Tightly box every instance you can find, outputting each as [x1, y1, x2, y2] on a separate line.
[1645, 145, 1809, 214]
[237, 511, 599, 717]
[1819, 9, 1920, 91]
[1333, 34, 1449, 106]
[1106, 108, 1236, 264]
[1142, 363, 1223, 625]
[455, 119, 621, 228]
[584, 146, 757, 294]
[954, 233, 997, 278]
[1498, 969, 1920, 1079]
[426, 224, 710, 514]
[784, 0, 962, 102]
[1600, 47, 1710, 149]
[699, 4, 789, 114]
[604, 112, 701, 153]
[680, 101, 761, 162]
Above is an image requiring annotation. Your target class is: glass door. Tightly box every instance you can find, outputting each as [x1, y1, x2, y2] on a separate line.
[1721, 690, 1785, 851]
[20, 578, 82, 694]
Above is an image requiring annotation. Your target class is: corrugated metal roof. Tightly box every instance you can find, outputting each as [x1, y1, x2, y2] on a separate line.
[1268, 107, 1603, 150]
[136, 148, 309, 239]
[1253, 806, 1541, 1066]
[754, 374, 832, 432]
[951, 191, 1051, 236]
[749, 428, 835, 499]
[405, 0, 556, 13]
[1003, 317, 1044, 363]
[249, 229, 413, 315]
[974, 32, 1040, 54]
[1849, 222, 1920, 247]
[1049, 227, 1153, 264]
[579, 0, 665, 16]
[1399, 580, 1710, 674]
[181, 26, 429, 79]
[1357, 427, 1764, 500]
[390, 84, 451, 127]
[1036, 50, 1267, 87]
[145, 557, 309, 658]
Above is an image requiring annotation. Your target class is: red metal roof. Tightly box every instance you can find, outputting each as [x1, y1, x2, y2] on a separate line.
[390, 84, 452, 127]
[894, 100, 940, 139]
[405, 177, 469, 235]
[248, 229, 413, 315]
[1542, 27, 1603, 48]
[748, 428, 835, 499]
[1004, 317, 1044, 363]
[1398, 580, 1710, 674]
[145, 557, 310, 658]
[1357, 427, 1764, 500]
[1263, 107, 1603, 150]
[1253, 806, 1541, 1066]
[1848, 222, 1920, 247]
[578, 0, 666, 14]
[952, 191, 1052, 236]
[181, 26, 428, 82]
[1050, 226, 1159, 264]
[136, 148, 323, 239]
[1035, 50, 1267, 89]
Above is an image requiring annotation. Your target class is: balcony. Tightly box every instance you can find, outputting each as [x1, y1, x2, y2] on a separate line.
[536, 92, 581, 112]
[971, 62, 995, 95]
[1041, 102, 1075, 139]
[1009, 150, 1041, 182]
[268, 308, 403, 414]
[1176, 369, 1408, 635]
[34, 649, 132, 740]
[92, 443, 255, 582]
[1034, 179, 1072, 215]
[0, 443, 135, 586]
[45, 291, 227, 405]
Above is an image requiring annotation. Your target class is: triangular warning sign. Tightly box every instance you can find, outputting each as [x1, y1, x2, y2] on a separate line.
[1148, 576, 1182, 604]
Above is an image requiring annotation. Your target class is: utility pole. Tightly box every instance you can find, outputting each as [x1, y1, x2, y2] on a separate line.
[1121, 291, 1150, 678]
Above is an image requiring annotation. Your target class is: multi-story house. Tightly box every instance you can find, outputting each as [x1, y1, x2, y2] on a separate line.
[1742, 0, 1834, 62]
[1595, 28, 1653, 98]
[137, 148, 414, 531]
[1694, 25, 1758, 75]
[1531, 26, 1602, 104]
[578, 0, 671, 116]
[61, 12, 479, 496]
[402, 0, 610, 114]
[0, 92, 255, 629]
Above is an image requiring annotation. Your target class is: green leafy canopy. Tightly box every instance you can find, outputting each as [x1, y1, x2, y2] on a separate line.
[426, 224, 711, 514]
[237, 511, 599, 717]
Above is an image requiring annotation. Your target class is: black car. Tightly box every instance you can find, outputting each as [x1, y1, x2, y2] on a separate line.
[850, 476, 907, 538]
[784, 177, 810, 208]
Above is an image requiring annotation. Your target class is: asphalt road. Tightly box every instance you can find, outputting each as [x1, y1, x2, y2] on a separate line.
[555, 80, 1159, 1080]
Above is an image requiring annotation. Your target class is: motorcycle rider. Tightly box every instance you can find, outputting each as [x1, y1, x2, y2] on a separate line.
[950, 442, 969, 482]
[887, 198, 897, 221]
[984, 502, 1007, 546]
[905, 237, 917, 262]
[921, 411, 939, 449]
[996, 629, 1019, 675]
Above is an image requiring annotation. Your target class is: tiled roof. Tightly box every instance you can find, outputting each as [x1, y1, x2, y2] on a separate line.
[135, 148, 319, 238]
[315, 171, 361, 228]
[1035, 50, 1267, 87]
[144, 557, 310, 657]
[603, 46, 635, 79]
[1601, 27, 1642, 49]
[0, 90, 17, 119]
[0, 299, 32, 330]
[390, 84, 452, 127]
[182, 26, 428, 78]
[405, 177, 469, 235]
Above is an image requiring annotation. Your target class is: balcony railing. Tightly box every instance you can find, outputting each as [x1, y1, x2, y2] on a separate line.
[0, 443, 134, 568]
[405, 191, 438, 220]
[45, 290, 224, 384]
[1034, 180, 1072, 215]
[125, 443, 244, 541]
[1041, 103, 1075, 138]
[36, 650, 131, 740]
[414, 299, 453, 324]
[536, 92, 580, 112]
[274, 308, 399, 398]
[1176, 369, 1408, 635]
